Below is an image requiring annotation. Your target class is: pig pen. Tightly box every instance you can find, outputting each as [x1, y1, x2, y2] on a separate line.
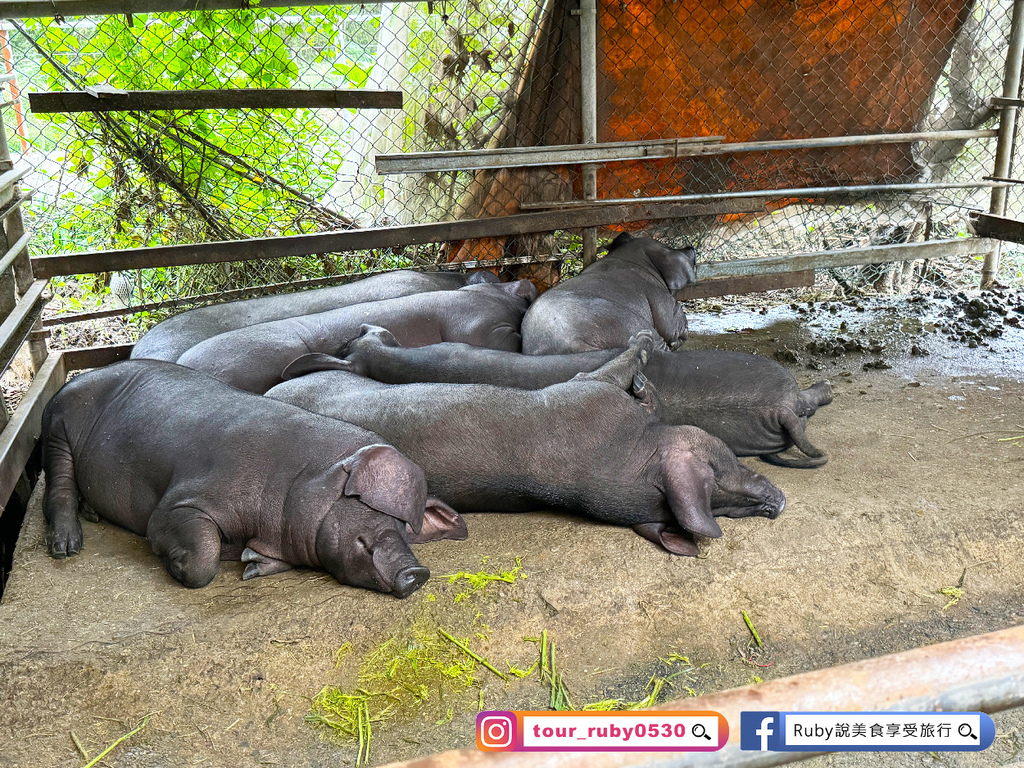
[2, 291, 1024, 768]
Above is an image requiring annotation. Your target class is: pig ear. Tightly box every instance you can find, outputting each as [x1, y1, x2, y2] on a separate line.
[282, 352, 351, 380]
[495, 279, 538, 303]
[663, 451, 722, 539]
[605, 231, 634, 253]
[632, 522, 701, 557]
[650, 246, 698, 291]
[408, 498, 468, 543]
[466, 269, 499, 285]
[341, 445, 426, 533]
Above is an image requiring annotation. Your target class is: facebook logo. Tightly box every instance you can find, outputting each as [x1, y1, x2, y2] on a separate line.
[740, 711, 781, 751]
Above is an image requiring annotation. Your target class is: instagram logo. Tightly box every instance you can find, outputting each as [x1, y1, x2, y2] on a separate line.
[477, 711, 516, 751]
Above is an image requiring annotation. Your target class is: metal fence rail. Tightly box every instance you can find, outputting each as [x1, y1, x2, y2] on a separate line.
[0, 0, 1005, 329]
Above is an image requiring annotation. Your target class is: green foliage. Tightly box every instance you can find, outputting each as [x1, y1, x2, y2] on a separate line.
[18, 1, 539, 313]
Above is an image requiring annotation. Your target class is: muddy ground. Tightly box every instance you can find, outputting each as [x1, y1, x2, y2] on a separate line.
[2, 291, 1024, 767]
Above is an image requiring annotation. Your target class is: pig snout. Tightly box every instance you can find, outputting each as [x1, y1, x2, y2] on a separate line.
[710, 470, 787, 521]
[764, 486, 786, 519]
[369, 530, 430, 598]
[393, 565, 430, 598]
[316, 510, 429, 598]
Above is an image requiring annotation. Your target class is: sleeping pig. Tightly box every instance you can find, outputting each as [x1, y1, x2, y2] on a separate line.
[520, 232, 696, 354]
[174, 280, 537, 393]
[41, 359, 465, 597]
[132, 268, 499, 362]
[266, 333, 785, 556]
[338, 326, 832, 468]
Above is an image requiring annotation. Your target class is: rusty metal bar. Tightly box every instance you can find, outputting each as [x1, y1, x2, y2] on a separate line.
[519, 181, 1009, 210]
[971, 211, 1024, 244]
[0, 0, 421, 18]
[61, 343, 132, 371]
[31, 198, 765, 279]
[675, 270, 815, 301]
[374, 130, 990, 176]
[377, 623, 1024, 768]
[28, 88, 403, 114]
[683, 128, 996, 158]
[694, 238, 997, 282]
[375, 137, 726, 175]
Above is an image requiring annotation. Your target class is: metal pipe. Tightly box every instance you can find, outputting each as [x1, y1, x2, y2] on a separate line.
[49, 239, 993, 326]
[376, 136, 726, 175]
[984, 0, 1024, 285]
[32, 198, 760, 279]
[686, 128, 995, 158]
[0, 0, 422, 19]
[377, 130, 993, 175]
[579, 0, 598, 267]
[693, 237, 996, 282]
[377, 623, 1024, 768]
[42, 254, 565, 326]
[519, 180, 1009, 209]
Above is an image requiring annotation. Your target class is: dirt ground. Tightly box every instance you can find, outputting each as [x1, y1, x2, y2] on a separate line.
[2, 291, 1024, 768]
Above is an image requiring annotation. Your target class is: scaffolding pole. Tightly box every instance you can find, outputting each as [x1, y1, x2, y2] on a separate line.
[579, 0, 598, 267]
[983, 0, 1024, 285]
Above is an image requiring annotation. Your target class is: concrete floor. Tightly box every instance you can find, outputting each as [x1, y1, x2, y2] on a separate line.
[2, 294, 1024, 767]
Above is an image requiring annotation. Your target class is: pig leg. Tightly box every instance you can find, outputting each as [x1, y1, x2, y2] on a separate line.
[42, 426, 84, 559]
[761, 410, 828, 469]
[799, 381, 833, 413]
[653, 301, 689, 350]
[338, 324, 400, 377]
[147, 505, 222, 588]
[241, 547, 293, 580]
[571, 331, 655, 389]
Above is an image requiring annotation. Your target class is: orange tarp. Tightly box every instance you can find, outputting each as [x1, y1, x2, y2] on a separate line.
[450, 0, 972, 268]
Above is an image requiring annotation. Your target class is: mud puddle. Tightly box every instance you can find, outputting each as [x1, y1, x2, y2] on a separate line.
[686, 287, 1024, 382]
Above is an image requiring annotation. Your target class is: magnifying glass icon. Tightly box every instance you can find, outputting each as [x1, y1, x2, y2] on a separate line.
[958, 723, 978, 740]
[692, 723, 712, 741]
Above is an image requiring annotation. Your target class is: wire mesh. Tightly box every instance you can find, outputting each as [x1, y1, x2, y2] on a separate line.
[0, 0, 1016, 333]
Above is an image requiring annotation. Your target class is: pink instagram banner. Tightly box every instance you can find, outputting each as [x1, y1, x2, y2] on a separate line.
[476, 710, 729, 753]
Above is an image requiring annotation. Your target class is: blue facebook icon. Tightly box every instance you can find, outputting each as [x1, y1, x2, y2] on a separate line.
[741, 712, 782, 751]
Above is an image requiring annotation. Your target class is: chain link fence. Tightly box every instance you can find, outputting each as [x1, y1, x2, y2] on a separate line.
[0, 0, 1017, 339]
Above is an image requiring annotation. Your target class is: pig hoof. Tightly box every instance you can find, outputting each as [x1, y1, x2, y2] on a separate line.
[47, 518, 83, 559]
[631, 372, 649, 397]
[241, 548, 293, 580]
[767, 494, 786, 519]
[79, 502, 101, 523]
[627, 331, 656, 364]
[392, 565, 429, 598]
